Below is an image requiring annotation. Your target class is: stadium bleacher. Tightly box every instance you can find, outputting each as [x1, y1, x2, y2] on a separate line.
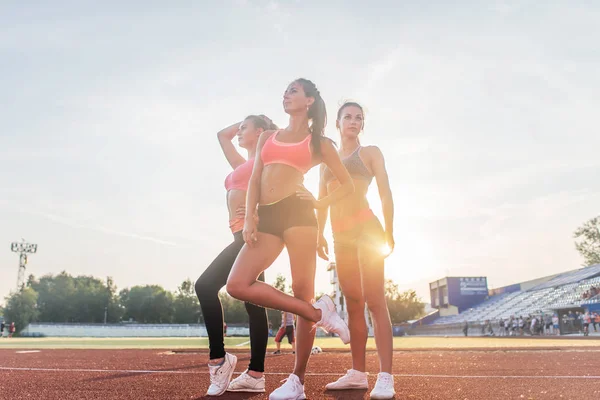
[431, 265, 600, 324]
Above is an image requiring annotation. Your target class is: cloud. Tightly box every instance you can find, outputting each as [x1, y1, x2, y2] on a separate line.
[8, 205, 180, 247]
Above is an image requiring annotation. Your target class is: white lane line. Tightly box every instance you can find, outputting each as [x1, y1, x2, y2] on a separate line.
[0, 367, 599, 379]
[235, 340, 251, 347]
[15, 350, 41, 354]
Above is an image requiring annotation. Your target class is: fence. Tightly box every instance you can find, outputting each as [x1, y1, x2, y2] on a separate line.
[20, 323, 246, 338]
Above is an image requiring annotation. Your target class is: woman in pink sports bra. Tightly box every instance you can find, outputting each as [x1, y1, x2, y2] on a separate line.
[194, 115, 277, 396]
[319, 102, 396, 399]
[226, 78, 355, 400]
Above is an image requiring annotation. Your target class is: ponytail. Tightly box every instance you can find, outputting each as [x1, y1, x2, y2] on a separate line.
[295, 78, 327, 156]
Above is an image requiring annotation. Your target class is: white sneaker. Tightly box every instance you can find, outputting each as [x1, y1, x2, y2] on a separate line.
[313, 295, 350, 344]
[227, 370, 266, 393]
[269, 374, 306, 400]
[370, 372, 395, 399]
[206, 353, 237, 396]
[325, 369, 369, 390]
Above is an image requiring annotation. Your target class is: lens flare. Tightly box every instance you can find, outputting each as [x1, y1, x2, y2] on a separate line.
[380, 244, 392, 257]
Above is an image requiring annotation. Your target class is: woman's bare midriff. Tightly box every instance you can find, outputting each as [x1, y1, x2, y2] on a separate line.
[259, 164, 307, 205]
[226, 189, 246, 220]
[327, 178, 371, 221]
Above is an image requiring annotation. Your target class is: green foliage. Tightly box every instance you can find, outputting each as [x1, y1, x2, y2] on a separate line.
[219, 290, 249, 324]
[28, 272, 121, 323]
[384, 279, 425, 323]
[574, 216, 600, 267]
[120, 285, 175, 323]
[2, 270, 419, 330]
[172, 278, 202, 323]
[3, 287, 39, 335]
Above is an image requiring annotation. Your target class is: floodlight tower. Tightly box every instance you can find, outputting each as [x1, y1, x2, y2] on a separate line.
[11, 239, 37, 291]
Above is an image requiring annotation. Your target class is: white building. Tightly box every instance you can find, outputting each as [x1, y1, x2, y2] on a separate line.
[327, 262, 374, 336]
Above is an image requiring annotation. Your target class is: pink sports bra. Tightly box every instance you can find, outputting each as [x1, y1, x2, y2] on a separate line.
[224, 158, 254, 192]
[261, 130, 313, 174]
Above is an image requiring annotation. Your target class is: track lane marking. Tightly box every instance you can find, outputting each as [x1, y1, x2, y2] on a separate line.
[1, 367, 599, 379]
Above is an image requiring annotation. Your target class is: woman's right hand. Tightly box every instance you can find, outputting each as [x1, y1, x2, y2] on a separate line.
[243, 217, 258, 247]
[317, 235, 329, 261]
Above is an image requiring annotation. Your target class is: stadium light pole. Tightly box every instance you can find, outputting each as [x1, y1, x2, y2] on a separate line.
[11, 239, 38, 291]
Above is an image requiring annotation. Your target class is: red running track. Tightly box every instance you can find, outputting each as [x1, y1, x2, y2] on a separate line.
[1, 348, 599, 399]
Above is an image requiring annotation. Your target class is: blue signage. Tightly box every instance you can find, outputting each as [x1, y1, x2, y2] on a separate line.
[459, 277, 488, 295]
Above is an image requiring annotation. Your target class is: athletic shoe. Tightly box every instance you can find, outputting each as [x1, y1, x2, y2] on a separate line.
[272, 350, 281, 355]
[227, 370, 266, 393]
[313, 295, 350, 344]
[325, 369, 369, 390]
[269, 374, 306, 400]
[369, 372, 395, 399]
[206, 353, 237, 396]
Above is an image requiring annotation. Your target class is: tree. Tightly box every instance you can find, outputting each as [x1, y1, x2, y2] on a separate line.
[173, 278, 202, 323]
[220, 291, 249, 324]
[384, 280, 425, 323]
[574, 216, 600, 266]
[3, 287, 39, 335]
[27, 272, 122, 323]
[120, 285, 174, 323]
[29, 272, 77, 322]
[106, 276, 125, 323]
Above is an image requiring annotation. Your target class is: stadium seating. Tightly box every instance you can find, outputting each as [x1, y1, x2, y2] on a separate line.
[431, 267, 600, 325]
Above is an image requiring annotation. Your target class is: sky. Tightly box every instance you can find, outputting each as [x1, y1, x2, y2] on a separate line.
[1, 1, 599, 306]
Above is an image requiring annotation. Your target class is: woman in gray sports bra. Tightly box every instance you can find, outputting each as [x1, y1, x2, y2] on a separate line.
[318, 102, 396, 399]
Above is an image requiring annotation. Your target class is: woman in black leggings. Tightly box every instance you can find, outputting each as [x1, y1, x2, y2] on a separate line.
[195, 115, 276, 396]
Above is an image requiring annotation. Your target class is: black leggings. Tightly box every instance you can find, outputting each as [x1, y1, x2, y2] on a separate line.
[195, 231, 268, 372]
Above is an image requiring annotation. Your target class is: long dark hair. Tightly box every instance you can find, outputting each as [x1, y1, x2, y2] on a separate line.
[295, 78, 327, 156]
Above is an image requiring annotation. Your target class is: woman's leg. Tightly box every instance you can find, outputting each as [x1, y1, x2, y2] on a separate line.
[283, 226, 318, 382]
[244, 271, 269, 374]
[226, 232, 322, 322]
[195, 234, 244, 361]
[359, 225, 393, 374]
[334, 245, 368, 372]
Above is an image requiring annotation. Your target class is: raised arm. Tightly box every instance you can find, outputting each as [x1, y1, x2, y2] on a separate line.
[315, 139, 354, 209]
[369, 146, 395, 252]
[243, 130, 274, 246]
[217, 121, 245, 169]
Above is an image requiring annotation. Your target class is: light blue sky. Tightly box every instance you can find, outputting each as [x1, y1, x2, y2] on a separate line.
[1, 1, 599, 305]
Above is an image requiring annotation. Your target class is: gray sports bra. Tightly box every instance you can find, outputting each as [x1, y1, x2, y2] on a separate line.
[322, 146, 373, 184]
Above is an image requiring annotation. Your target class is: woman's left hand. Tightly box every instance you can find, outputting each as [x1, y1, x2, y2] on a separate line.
[384, 230, 395, 257]
[296, 185, 323, 209]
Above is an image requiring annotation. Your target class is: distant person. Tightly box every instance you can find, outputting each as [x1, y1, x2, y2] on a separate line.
[1, 321, 5, 338]
[194, 115, 277, 396]
[8, 322, 15, 338]
[552, 314, 560, 335]
[544, 314, 552, 336]
[463, 321, 469, 337]
[583, 312, 591, 336]
[498, 318, 505, 336]
[318, 102, 396, 400]
[272, 311, 296, 355]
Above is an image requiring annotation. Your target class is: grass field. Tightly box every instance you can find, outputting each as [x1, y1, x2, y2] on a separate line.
[0, 336, 597, 349]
